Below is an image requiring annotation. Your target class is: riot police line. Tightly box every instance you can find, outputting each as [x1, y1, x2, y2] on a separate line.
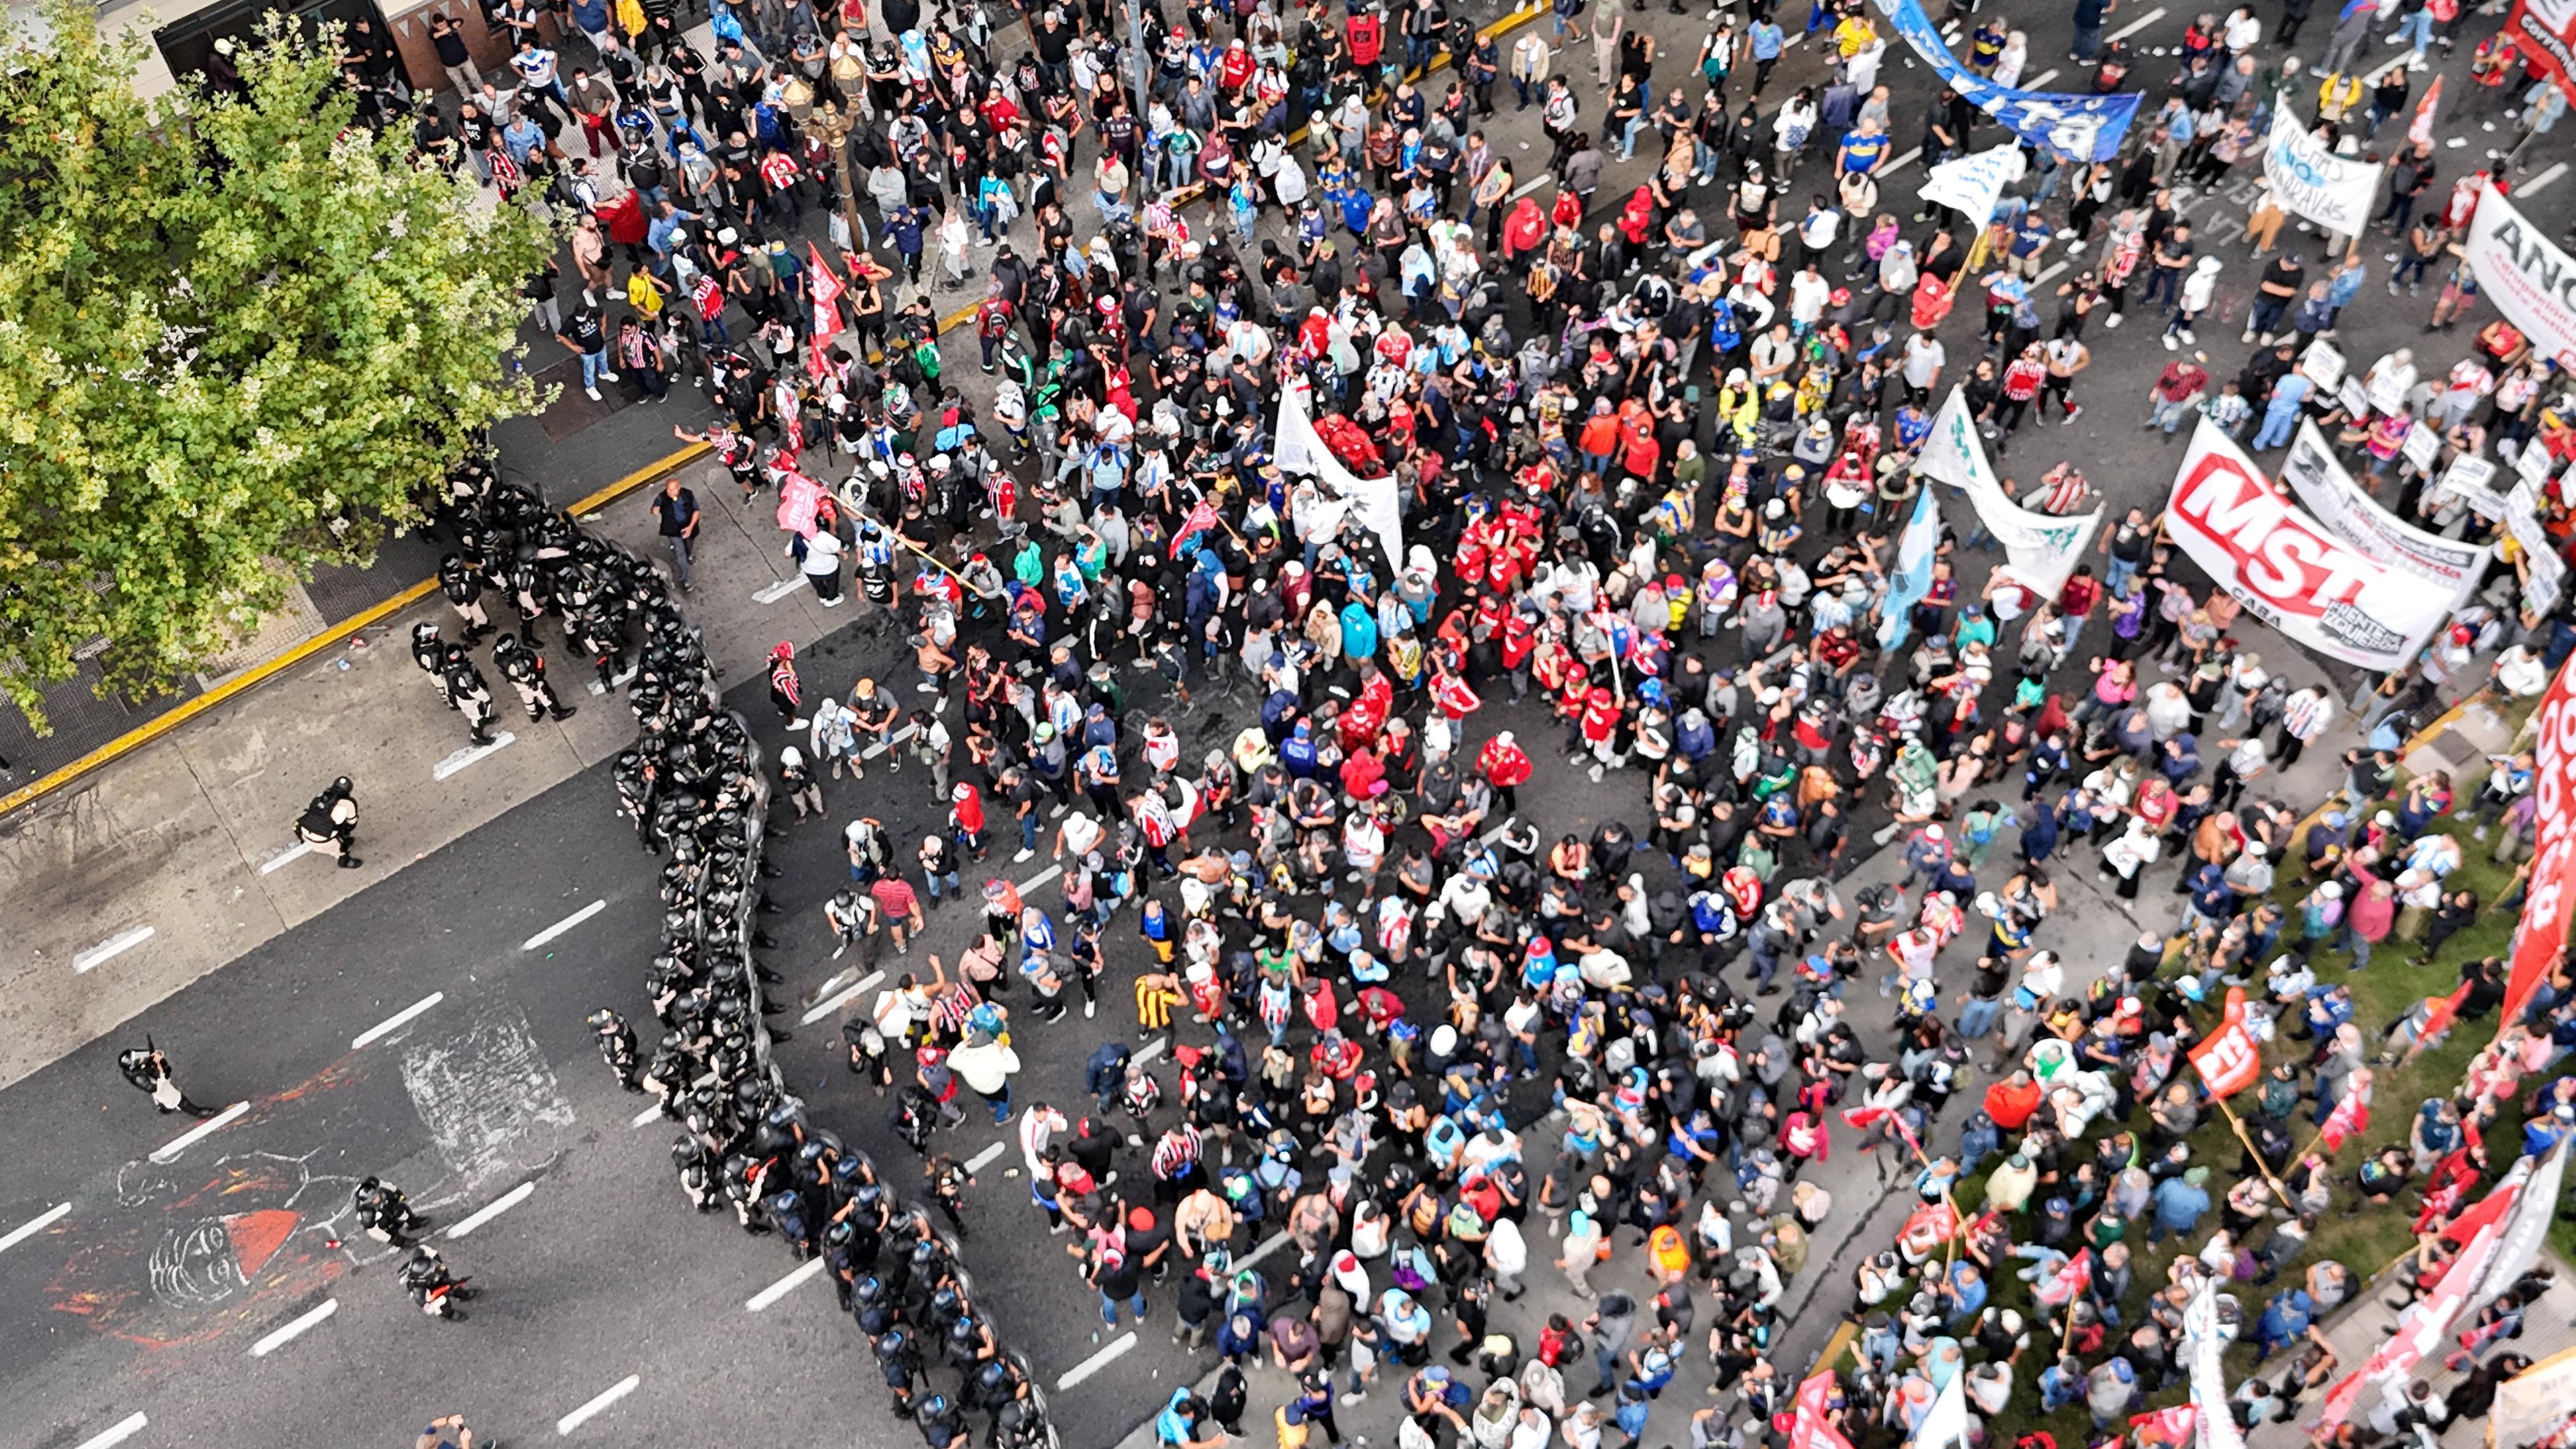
[388, 450, 1054, 1446]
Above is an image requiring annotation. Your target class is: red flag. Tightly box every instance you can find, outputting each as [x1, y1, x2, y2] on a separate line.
[2317, 1085, 2372, 1154]
[2129, 1405, 2197, 1448]
[1172, 496, 1219, 549]
[2409, 73, 2444, 148]
[2413, 1147, 2484, 1232]
[2188, 987, 2263, 1099]
[806, 243, 846, 359]
[1790, 1372, 1855, 1449]
[806, 243, 844, 307]
[2435, 1171, 2523, 1250]
[2493, 655, 2576, 1026]
[2034, 1246, 2092, 1307]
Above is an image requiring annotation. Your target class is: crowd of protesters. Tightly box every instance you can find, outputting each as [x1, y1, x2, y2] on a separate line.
[332, 0, 2576, 1438]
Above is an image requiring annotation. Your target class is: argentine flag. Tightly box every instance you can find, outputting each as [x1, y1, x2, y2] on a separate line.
[1877, 485, 1940, 652]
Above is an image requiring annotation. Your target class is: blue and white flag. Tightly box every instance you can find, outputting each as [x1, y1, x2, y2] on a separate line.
[1869, 0, 2143, 162]
[1877, 483, 1941, 651]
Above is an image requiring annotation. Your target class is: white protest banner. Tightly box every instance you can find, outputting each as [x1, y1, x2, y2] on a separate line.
[1919, 144, 2029, 231]
[1275, 377, 1406, 573]
[2368, 371, 2410, 415]
[2301, 339, 2347, 391]
[2507, 475, 2568, 613]
[2338, 378, 2372, 418]
[2280, 421, 2491, 606]
[2403, 424, 2443, 473]
[2182, 1276, 2249, 1449]
[2166, 418, 2455, 670]
[2520, 436, 2559, 487]
[2263, 99, 2387, 238]
[2490, 1346, 2576, 1449]
[1918, 387, 2104, 594]
[2464, 178, 2576, 374]
[2438, 454, 2508, 516]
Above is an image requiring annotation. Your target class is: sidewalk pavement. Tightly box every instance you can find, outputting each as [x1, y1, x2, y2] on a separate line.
[0, 444, 857, 1093]
[2247, 1248, 2576, 1449]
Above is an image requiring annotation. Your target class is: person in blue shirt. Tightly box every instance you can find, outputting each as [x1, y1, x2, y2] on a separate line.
[2252, 1287, 2315, 1362]
[1747, 19, 1786, 95]
[2250, 370, 2313, 450]
[2186, 860, 2237, 931]
[1837, 120, 1892, 175]
[2147, 1166, 2212, 1243]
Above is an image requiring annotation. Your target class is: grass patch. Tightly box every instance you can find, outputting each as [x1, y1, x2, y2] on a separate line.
[1897, 694, 2558, 1439]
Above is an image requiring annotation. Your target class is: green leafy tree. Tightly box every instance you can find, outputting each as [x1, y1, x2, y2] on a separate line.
[0, 0, 553, 728]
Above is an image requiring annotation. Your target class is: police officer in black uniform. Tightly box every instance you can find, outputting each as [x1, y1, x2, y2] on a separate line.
[296, 776, 363, 868]
[447, 652, 502, 746]
[493, 634, 579, 723]
[437, 552, 495, 641]
[588, 1008, 641, 1090]
[412, 622, 456, 709]
[118, 1041, 218, 1117]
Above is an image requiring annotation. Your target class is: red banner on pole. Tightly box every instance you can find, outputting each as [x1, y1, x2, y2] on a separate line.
[1790, 1372, 1855, 1449]
[2189, 987, 2263, 1099]
[2503, 656, 2576, 1031]
[2508, 0, 2576, 94]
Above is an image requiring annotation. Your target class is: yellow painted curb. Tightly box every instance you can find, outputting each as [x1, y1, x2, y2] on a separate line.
[1809, 1319, 1857, 1376]
[0, 441, 715, 821]
[572, 439, 714, 516]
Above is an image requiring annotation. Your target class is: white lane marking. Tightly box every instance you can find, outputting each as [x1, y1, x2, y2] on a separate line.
[2035, 259, 2071, 286]
[1784, 29, 1806, 46]
[446, 1181, 536, 1239]
[74, 1413, 150, 1449]
[965, 1140, 1008, 1172]
[1236, 1231, 1292, 1271]
[351, 992, 445, 1050]
[149, 1101, 248, 1163]
[0, 1202, 72, 1254]
[522, 899, 608, 951]
[1133, 1038, 1168, 1066]
[74, 926, 155, 974]
[1056, 1331, 1138, 1390]
[801, 970, 887, 1025]
[259, 841, 319, 874]
[2104, 6, 2166, 42]
[1020, 863, 1064, 891]
[249, 1299, 339, 1358]
[1512, 173, 1554, 199]
[2524, 161, 2569, 195]
[746, 1256, 829, 1311]
[753, 578, 804, 604]
[631, 1103, 666, 1128]
[861, 723, 922, 760]
[2025, 67, 2061, 88]
[433, 731, 518, 781]
[557, 1374, 641, 1436]
[1881, 146, 1923, 176]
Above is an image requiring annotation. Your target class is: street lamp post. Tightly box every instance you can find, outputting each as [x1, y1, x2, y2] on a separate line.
[805, 98, 862, 247]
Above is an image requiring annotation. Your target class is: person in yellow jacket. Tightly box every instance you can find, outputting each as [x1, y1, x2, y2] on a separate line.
[2317, 70, 2367, 125]
[1713, 371, 1759, 444]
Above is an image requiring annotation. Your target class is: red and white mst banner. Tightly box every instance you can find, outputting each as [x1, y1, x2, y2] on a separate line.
[2163, 420, 2453, 671]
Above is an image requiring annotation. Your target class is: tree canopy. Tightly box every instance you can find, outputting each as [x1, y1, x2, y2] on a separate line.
[0, 0, 553, 728]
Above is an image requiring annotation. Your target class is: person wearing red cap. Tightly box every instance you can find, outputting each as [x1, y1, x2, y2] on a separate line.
[1477, 730, 1534, 815]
